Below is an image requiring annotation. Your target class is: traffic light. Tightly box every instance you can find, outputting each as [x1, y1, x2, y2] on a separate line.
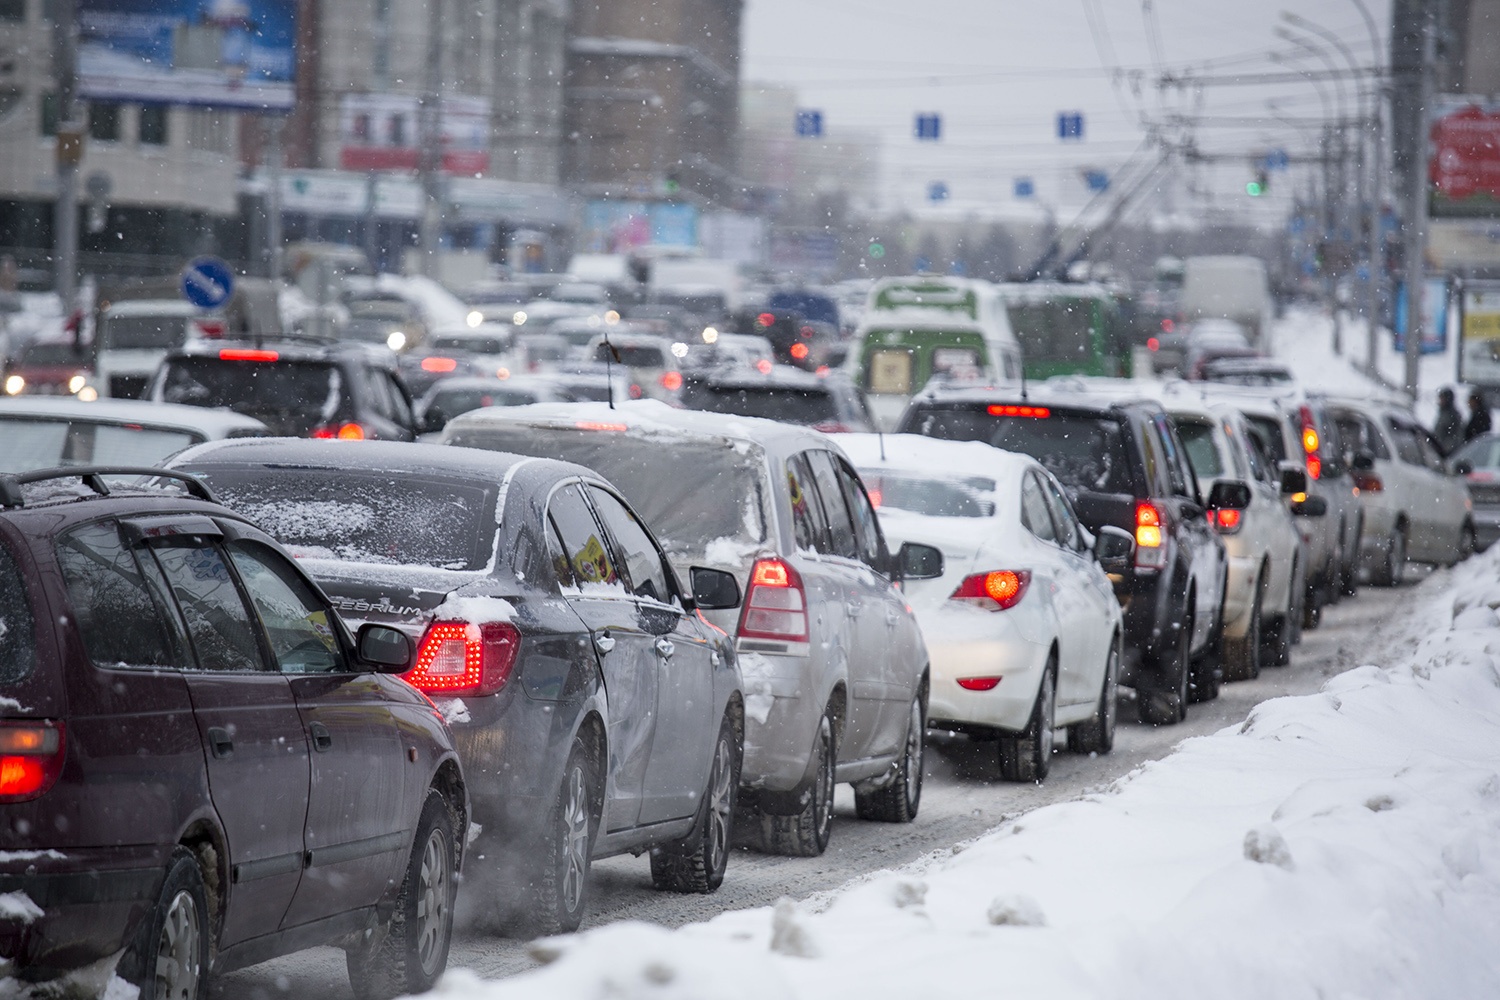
[1246, 167, 1269, 197]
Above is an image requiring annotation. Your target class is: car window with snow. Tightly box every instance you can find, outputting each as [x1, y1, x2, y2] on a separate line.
[449, 426, 769, 559]
[56, 522, 185, 671]
[0, 541, 35, 685]
[188, 467, 497, 571]
[858, 468, 996, 518]
[1175, 419, 1224, 479]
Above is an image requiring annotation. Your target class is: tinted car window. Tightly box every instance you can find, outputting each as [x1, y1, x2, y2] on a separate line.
[159, 357, 353, 435]
[682, 385, 839, 425]
[103, 314, 188, 350]
[1245, 414, 1288, 463]
[148, 541, 266, 672]
[1, 418, 199, 474]
[807, 450, 858, 559]
[594, 343, 667, 367]
[56, 521, 183, 670]
[1175, 419, 1223, 479]
[787, 452, 830, 553]
[549, 482, 626, 595]
[908, 406, 1134, 495]
[0, 541, 36, 684]
[1041, 474, 1084, 551]
[191, 467, 496, 571]
[835, 460, 884, 570]
[1021, 472, 1057, 543]
[1387, 419, 1426, 466]
[1153, 414, 1194, 499]
[857, 470, 996, 518]
[588, 487, 673, 604]
[228, 542, 347, 674]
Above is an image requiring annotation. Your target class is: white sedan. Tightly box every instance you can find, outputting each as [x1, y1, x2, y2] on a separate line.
[839, 434, 1129, 783]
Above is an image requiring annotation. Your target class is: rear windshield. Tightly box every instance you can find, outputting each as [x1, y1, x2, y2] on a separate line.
[594, 343, 666, 368]
[189, 467, 497, 571]
[447, 426, 769, 557]
[0, 417, 199, 473]
[682, 385, 837, 425]
[1174, 419, 1224, 478]
[857, 469, 997, 518]
[0, 540, 36, 686]
[103, 314, 189, 350]
[427, 386, 540, 417]
[431, 336, 508, 354]
[906, 405, 1134, 494]
[1244, 414, 1287, 463]
[1006, 300, 1095, 363]
[19, 343, 86, 366]
[158, 358, 350, 435]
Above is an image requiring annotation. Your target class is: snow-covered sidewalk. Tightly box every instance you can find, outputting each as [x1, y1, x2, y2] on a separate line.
[432, 547, 1500, 1000]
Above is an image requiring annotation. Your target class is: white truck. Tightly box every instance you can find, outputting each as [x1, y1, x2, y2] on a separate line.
[1180, 256, 1275, 350]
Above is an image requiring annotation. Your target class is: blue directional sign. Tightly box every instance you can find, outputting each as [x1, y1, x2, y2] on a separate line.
[1014, 177, 1035, 198]
[795, 109, 823, 138]
[1264, 148, 1290, 171]
[915, 113, 942, 141]
[1057, 111, 1085, 140]
[927, 181, 950, 202]
[180, 256, 234, 310]
[1084, 169, 1110, 192]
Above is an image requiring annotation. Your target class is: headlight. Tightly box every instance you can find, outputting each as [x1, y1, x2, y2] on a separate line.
[466, 310, 483, 328]
[512, 311, 527, 326]
[671, 341, 689, 358]
[702, 326, 719, 344]
[76, 385, 99, 402]
[386, 330, 407, 351]
[4, 375, 23, 395]
[68, 374, 87, 394]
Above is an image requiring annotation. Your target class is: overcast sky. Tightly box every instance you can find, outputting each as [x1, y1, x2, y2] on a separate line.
[740, 0, 1390, 219]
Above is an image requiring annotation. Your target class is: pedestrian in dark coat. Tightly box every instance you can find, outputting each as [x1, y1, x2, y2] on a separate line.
[1465, 390, 1492, 442]
[1434, 387, 1465, 455]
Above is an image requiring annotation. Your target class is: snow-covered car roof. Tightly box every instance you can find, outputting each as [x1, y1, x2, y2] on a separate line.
[838, 432, 1035, 487]
[0, 396, 268, 438]
[445, 397, 837, 458]
[101, 299, 202, 317]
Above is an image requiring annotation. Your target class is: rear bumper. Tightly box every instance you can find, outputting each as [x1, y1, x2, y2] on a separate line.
[925, 627, 1049, 734]
[1474, 506, 1500, 549]
[0, 847, 166, 980]
[737, 650, 823, 795]
[1220, 553, 1260, 638]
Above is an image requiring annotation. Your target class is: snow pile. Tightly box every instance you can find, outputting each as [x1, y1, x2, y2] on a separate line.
[433, 547, 1500, 1000]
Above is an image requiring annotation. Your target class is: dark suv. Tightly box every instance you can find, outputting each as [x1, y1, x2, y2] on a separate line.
[899, 384, 1240, 724]
[146, 339, 419, 440]
[0, 467, 464, 999]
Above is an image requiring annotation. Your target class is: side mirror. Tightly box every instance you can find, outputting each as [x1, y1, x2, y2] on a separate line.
[419, 407, 447, 435]
[1207, 480, 1252, 511]
[896, 542, 944, 581]
[689, 566, 742, 610]
[1454, 459, 1475, 476]
[1278, 464, 1308, 496]
[1094, 525, 1135, 574]
[1351, 451, 1376, 472]
[357, 623, 414, 672]
[1290, 494, 1329, 517]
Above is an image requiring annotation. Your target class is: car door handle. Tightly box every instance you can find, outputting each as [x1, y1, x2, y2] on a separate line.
[207, 726, 234, 760]
[655, 638, 675, 659]
[310, 722, 333, 753]
[594, 631, 616, 654]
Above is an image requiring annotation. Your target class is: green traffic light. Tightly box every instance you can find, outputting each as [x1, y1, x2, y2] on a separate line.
[868, 243, 886, 258]
[1246, 181, 1264, 197]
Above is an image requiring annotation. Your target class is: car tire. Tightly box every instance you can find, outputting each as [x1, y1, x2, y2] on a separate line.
[1457, 522, 1477, 563]
[125, 846, 209, 1000]
[1069, 635, 1119, 755]
[760, 709, 836, 857]
[1373, 527, 1406, 587]
[999, 659, 1055, 782]
[651, 715, 740, 893]
[854, 687, 926, 823]
[347, 791, 457, 1000]
[522, 734, 598, 935]
[1223, 571, 1263, 682]
[1285, 558, 1305, 649]
[1139, 613, 1190, 726]
[1340, 516, 1362, 597]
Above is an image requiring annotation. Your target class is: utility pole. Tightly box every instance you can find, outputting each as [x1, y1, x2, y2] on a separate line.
[417, 0, 444, 278]
[1391, 0, 1434, 396]
[267, 117, 285, 281]
[51, 0, 81, 311]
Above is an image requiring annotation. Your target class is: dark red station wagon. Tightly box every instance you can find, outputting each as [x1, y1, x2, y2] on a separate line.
[0, 467, 467, 1000]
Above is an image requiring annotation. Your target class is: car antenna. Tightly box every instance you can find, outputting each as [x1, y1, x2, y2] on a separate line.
[1019, 354, 1029, 402]
[603, 326, 615, 410]
[878, 429, 887, 462]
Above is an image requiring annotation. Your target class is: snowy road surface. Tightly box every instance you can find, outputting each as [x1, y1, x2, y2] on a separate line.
[211, 574, 1423, 999]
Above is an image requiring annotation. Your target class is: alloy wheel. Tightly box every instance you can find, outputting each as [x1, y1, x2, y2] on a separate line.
[903, 697, 924, 808]
[1039, 669, 1056, 760]
[561, 765, 591, 914]
[415, 826, 450, 977]
[707, 735, 734, 875]
[154, 889, 201, 1000]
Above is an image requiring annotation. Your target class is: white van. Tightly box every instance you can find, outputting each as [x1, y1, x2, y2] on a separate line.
[1180, 256, 1275, 350]
[849, 276, 1022, 429]
[95, 299, 216, 399]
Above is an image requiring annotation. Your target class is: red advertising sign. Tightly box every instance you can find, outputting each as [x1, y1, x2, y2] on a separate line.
[1430, 101, 1500, 218]
[338, 93, 491, 176]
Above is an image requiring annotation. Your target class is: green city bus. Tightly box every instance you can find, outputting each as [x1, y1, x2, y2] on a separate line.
[997, 282, 1131, 380]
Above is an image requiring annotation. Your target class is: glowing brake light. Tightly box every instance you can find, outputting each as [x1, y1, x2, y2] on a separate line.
[956, 676, 1002, 691]
[789, 342, 810, 360]
[311, 422, 367, 440]
[0, 721, 66, 802]
[1212, 507, 1243, 533]
[576, 420, 628, 432]
[404, 621, 520, 696]
[986, 404, 1051, 418]
[757, 312, 775, 327]
[739, 558, 808, 642]
[1134, 502, 1168, 568]
[1147, 336, 1160, 351]
[950, 570, 1030, 610]
[1302, 427, 1319, 454]
[660, 371, 684, 392]
[219, 349, 278, 363]
[755, 358, 773, 374]
[421, 356, 458, 373]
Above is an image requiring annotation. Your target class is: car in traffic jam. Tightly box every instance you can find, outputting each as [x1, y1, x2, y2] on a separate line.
[0, 263, 1477, 998]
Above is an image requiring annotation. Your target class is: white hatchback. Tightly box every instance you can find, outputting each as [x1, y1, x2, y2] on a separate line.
[840, 433, 1128, 783]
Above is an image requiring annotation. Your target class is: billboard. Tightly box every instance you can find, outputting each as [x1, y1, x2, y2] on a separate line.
[1430, 99, 1500, 219]
[78, 0, 297, 111]
[339, 93, 490, 175]
[581, 201, 699, 253]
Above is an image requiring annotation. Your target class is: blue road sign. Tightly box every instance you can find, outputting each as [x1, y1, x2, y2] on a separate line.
[1084, 169, 1110, 192]
[795, 109, 823, 138]
[1265, 148, 1290, 171]
[1014, 177, 1035, 198]
[181, 256, 234, 310]
[1057, 112, 1084, 140]
[927, 181, 950, 202]
[915, 113, 942, 141]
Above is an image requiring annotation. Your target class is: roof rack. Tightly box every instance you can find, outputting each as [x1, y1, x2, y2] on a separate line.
[0, 467, 217, 510]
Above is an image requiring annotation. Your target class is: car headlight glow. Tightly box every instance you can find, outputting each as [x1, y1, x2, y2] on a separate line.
[386, 330, 407, 351]
[4, 375, 23, 395]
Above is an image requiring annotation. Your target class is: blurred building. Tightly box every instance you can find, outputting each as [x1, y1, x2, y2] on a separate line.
[740, 84, 880, 215]
[562, 0, 744, 206]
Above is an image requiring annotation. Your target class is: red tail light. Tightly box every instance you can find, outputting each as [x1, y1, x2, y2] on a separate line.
[738, 558, 809, 642]
[789, 342, 810, 360]
[660, 371, 684, 392]
[1211, 508, 1242, 533]
[1299, 405, 1322, 481]
[757, 313, 775, 327]
[987, 404, 1050, 418]
[219, 348, 278, 362]
[421, 356, 458, 373]
[950, 570, 1030, 610]
[404, 621, 520, 697]
[1135, 502, 1169, 569]
[1147, 336, 1160, 351]
[0, 721, 66, 802]
[755, 359, 773, 374]
[956, 677, 1002, 691]
[1352, 470, 1382, 493]
[312, 422, 367, 440]
[812, 421, 851, 433]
